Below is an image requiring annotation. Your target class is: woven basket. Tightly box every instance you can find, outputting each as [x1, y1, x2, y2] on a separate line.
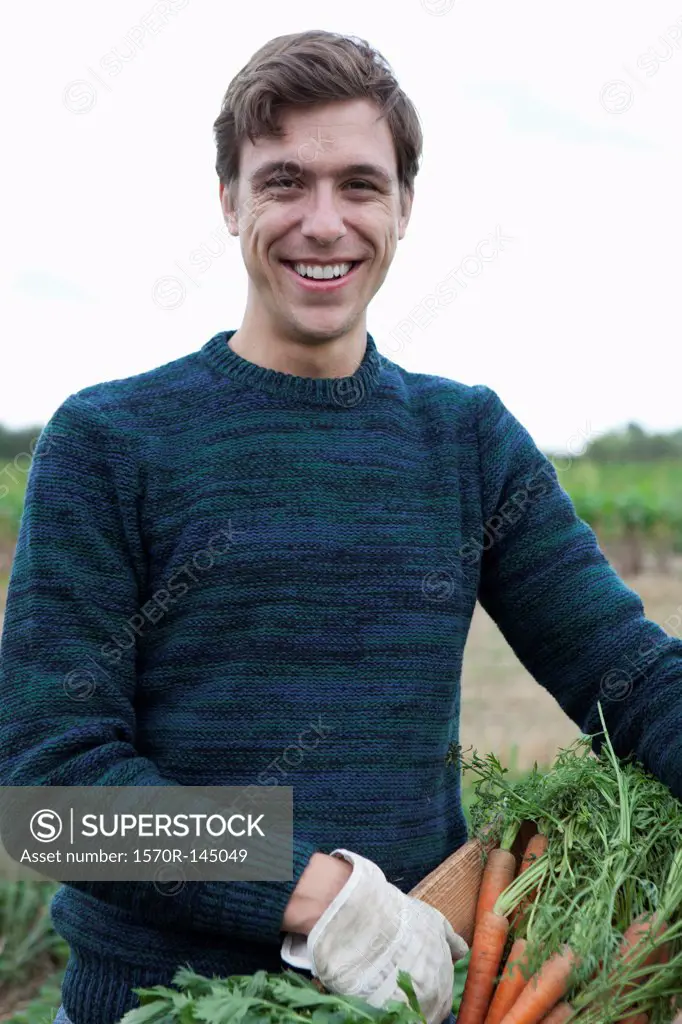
[408, 836, 492, 946]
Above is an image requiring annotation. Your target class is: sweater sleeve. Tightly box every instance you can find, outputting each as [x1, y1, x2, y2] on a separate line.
[0, 394, 319, 945]
[472, 385, 682, 801]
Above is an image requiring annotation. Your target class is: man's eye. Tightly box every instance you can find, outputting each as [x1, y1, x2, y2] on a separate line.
[347, 180, 375, 190]
[266, 177, 299, 189]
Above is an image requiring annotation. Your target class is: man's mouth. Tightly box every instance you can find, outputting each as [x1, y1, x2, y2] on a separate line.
[285, 261, 359, 280]
[279, 259, 365, 290]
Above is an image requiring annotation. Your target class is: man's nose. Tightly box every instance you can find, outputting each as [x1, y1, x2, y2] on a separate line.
[300, 186, 347, 244]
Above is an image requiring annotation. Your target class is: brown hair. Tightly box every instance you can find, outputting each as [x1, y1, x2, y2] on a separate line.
[213, 30, 423, 204]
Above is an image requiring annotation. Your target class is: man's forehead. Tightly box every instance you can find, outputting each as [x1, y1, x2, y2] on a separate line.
[273, 97, 386, 137]
[239, 100, 394, 162]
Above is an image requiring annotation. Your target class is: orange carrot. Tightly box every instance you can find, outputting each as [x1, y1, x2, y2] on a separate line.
[476, 848, 518, 927]
[608, 912, 668, 1004]
[484, 938, 529, 1024]
[511, 834, 548, 931]
[538, 1003, 575, 1023]
[582, 916, 664, 1024]
[520, 833, 549, 873]
[457, 909, 510, 1024]
[620, 913, 667, 966]
[498, 945, 579, 1024]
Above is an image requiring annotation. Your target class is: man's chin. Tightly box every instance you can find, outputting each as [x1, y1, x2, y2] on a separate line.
[284, 310, 361, 342]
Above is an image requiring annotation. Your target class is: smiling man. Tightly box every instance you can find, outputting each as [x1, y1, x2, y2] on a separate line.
[2, 28, 682, 1024]
[219, 95, 409, 371]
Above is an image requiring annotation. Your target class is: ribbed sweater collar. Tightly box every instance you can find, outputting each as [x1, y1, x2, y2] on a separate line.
[200, 329, 384, 408]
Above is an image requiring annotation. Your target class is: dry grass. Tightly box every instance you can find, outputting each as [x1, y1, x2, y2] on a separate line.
[461, 565, 682, 769]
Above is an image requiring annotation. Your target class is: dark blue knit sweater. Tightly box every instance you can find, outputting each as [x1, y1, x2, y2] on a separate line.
[1, 329, 681, 1024]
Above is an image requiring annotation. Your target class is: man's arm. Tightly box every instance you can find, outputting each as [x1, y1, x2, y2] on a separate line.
[471, 385, 682, 800]
[0, 395, 340, 943]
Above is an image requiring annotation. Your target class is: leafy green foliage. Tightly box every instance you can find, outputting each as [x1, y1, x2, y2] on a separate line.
[0, 474, 26, 544]
[119, 967, 430, 1024]
[571, 422, 682, 463]
[0, 881, 68, 989]
[451, 953, 469, 1013]
[0, 426, 44, 465]
[559, 459, 682, 555]
[1, 968, 66, 1024]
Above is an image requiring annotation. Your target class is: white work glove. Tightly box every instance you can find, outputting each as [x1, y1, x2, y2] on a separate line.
[281, 849, 468, 1024]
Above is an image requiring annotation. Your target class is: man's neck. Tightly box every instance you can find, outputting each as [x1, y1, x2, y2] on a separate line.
[228, 314, 369, 379]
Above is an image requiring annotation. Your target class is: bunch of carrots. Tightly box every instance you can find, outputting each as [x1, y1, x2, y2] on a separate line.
[447, 706, 682, 1024]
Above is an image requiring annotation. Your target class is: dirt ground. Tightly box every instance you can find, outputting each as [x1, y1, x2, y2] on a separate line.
[461, 567, 682, 769]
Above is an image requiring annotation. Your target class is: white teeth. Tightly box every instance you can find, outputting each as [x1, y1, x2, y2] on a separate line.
[292, 262, 354, 280]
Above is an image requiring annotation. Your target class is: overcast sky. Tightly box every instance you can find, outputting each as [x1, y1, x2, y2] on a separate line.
[3, 1, 682, 452]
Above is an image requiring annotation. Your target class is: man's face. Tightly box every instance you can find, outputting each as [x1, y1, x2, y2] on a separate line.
[220, 98, 413, 343]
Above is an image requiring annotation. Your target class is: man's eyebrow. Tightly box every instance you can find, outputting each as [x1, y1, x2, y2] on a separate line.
[249, 161, 395, 188]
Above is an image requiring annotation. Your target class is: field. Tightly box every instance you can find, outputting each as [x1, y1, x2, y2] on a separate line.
[0, 472, 23, 612]
[1, 457, 682, 1021]
[461, 564, 682, 767]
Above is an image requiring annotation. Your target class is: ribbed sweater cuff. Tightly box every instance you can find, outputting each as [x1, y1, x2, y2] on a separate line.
[192, 838, 321, 942]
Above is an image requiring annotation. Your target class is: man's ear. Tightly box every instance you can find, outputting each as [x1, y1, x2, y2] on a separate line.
[220, 181, 240, 237]
[398, 187, 414, 241]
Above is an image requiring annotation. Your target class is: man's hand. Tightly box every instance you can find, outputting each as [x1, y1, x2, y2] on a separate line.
[284, 849, 468, 1024]
[281, 852, 353, 934]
